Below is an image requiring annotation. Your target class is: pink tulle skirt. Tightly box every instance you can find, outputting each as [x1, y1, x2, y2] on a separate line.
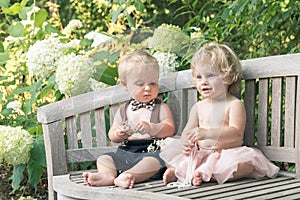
[160, 137, 280, 184]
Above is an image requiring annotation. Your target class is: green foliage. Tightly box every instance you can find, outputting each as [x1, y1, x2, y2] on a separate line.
[1, 0, 299, 194]
[170, 0, 300, 59]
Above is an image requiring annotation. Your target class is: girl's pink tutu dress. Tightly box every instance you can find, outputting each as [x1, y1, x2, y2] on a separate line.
[160, 137, 280, 185]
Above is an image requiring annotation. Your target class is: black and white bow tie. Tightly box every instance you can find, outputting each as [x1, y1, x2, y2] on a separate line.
[130, 99, 155, 111]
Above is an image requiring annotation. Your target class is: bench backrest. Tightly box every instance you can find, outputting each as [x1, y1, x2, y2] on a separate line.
[37, 54, 300, 182]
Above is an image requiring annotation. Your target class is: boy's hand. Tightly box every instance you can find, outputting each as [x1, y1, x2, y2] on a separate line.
[133, 121, 151, 135]
[119, 121, 134, 136]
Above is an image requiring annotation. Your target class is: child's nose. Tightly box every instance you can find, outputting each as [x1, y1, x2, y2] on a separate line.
[144, 84, 151, 91]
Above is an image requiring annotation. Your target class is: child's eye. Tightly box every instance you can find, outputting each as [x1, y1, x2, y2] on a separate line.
[207, 74, 217, 78]
[196, 75, 202, 80]
[135, 82, 144, 87]
[149, 82, 157, 86]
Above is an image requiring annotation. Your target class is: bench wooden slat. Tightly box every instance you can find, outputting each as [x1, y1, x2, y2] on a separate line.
[284, 77, 296, 148]
[80, 111, 93, 148]
[94, 108, 107, 147]
[271, 77, 282, 147]
[257, 78, 269, 146]
[244, 79, 256, 146]
[296, 77, 300, 178]
[66, 146, 117, 163]
[213, 179, 300, 200]
[66, 116, 78, 149]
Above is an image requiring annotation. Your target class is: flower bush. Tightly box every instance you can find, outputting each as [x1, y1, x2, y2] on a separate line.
[55, 53, 95, 96]
[0, 126, 34, 165]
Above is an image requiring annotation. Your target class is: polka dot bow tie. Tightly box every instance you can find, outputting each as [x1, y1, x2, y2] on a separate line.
[130, 99, 155, 111]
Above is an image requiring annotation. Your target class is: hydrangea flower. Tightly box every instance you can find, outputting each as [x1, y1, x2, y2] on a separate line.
[148, 24, 190, 56]
[84, 31, 113, 48]
[55, 53, 95, 96]
[89, 78, 109, 91]
[6, 101, 22, 111]
[152, 51, 180, 75]
[26, 37, 66, 78]
[63, 19, 83, 36]
[0, 126, 34, 165]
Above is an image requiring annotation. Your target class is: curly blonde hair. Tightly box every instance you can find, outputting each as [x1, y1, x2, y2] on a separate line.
[118, 50, 159, 82]
[191, 43, 242, 96]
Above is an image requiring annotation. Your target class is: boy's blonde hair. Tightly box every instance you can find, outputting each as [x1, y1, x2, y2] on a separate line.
[118, 50, 159, 81]
[191, 43, 242, 96]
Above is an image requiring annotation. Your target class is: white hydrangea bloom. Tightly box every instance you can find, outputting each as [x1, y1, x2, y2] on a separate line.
[26, 37, 66, 78]
[0, 126, 34, 165]
[89, 78, 109, 91]
[55, 53, 95, 96]
[84, 31, 113, 47]
[7, 101, 22, 113]
[63, 19, 83, 36]
[152, 51, 180, 75]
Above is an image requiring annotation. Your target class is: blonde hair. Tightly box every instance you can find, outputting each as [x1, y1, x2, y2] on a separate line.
[191, 43, 242, 96]
[118, 50, 159, 81]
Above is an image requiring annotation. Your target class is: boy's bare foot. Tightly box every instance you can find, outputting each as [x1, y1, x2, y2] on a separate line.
[82, 172, 115, 186]
[114, 172, 135, 189]
[163, 168, 177, 184]
[192, 171, 202, 186]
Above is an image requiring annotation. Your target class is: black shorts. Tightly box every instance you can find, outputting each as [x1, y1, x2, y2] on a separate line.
[103, 140, 166, 179]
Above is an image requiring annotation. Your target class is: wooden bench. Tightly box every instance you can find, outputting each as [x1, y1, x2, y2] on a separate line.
[37, 53, 300, 200]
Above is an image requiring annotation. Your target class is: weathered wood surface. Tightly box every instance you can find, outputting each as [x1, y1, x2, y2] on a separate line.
[53, 171, 300, 200]
[37, 53, 300, 200]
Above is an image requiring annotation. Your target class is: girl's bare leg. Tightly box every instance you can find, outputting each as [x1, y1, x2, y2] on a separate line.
[83, 155, 117, 186]
[229, 162, 254, 181]
[114, 157, 160, 189]
[163, 167, 177, 185]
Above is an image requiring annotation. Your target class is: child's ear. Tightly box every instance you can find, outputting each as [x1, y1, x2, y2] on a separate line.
[222, 76, 233, 85]
[120, 80, 128, 90]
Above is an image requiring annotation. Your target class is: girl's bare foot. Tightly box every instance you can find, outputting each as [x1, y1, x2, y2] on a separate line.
[114, 172, 135, 189]
[193, 172, 202, 186]
[163, 168, 177, 184]
[192, 171, 202, 186]
[82, 172, 115, 186]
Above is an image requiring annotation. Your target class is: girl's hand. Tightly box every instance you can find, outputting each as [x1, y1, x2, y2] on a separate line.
[181, 128, 197, 156]
[191, 127, 205, 143]
[133, 121, 151, 135]
[116, 128, 130, 140]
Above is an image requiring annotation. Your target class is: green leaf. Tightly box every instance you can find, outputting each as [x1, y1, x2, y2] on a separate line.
[112, 8, 122, 23]
[45, 24, 64, 35]
[33, 8, 48, 27]
[30, 136, 46, 168]
[93, 51, 109, 61]
[0, 52, 10, 64]
[0, 42, 4, 52]
[8, 21, 24, 37]
[125, 13, 135, 28]
[9, 86, 31, 95]
[134, 0, 145, 12]
[37, 83, 53, 99]
[0, 0, 9, 7]
[94, 63, 118, 85]
[2, 2, 22, 15]
[108, 51, 120, 63]
[27, 158, 43, 190]
[19, 5, 33, 20]
[20, 0, 30, 7]
[11, 164, 26, 191]
[80, 38, 93, 47]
